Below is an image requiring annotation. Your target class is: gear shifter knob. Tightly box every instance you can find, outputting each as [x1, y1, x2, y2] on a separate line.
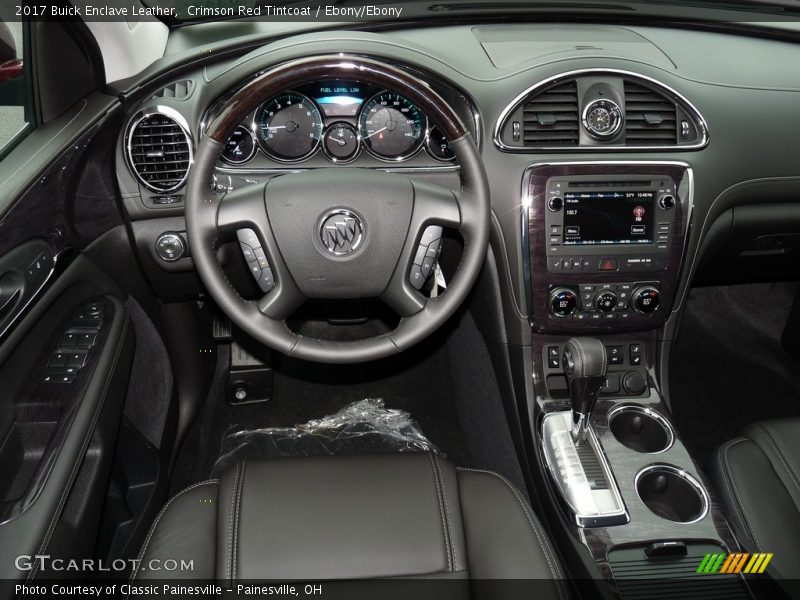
[563, 337, 607, 444]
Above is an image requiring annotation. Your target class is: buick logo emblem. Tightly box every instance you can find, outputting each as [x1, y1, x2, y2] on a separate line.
[319, 209, 364, 256]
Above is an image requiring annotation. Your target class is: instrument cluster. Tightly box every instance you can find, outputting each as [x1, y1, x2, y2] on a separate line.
[220, 80, 456, 166]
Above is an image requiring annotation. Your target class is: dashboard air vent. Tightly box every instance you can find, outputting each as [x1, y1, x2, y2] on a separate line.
[154, 80, 195, 100]
[127, 112, 192, 193]
[623, 81, 678, 145]
[522, 80, 579, 147]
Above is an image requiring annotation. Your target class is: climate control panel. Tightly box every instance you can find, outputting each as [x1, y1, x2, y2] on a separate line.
[549, 282, 661, 321]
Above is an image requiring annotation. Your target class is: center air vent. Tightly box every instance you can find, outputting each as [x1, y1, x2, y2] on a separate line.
[623, 81, 678, 145]
[521, 80, 579, 147]
[495, 69, 708, 152]
[127, 111, 192, 193]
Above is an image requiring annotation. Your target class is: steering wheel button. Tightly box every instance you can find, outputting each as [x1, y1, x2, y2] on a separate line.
[420, 225, 442, 246]
[248, 261, 261, 277]
[236, 228, 261, 249]
[413, 244, 428, 266]
[425, 240, 441, 260]
[254, 248, 270, 269]
[258, 268, 275, 292]
[240, 242, 256, 262]
[421, 256, 435, 276]
[409, 265, 426, 290]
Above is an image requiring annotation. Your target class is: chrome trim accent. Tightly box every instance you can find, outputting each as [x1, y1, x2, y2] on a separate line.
[200, 56, 481, 169]
[541, 410, 629, 528]
[634, 464, 710, 524]
[214, 164, 460, 176]
[125, 105, 194, 194]
[321, 122, 362, 165]
[220, 124, 257, 165]
[582, 98, 623, 139]
[519, 161, 694, 324]
[358, 90, 428, 163]
[425, 126, 457, 163]
[317, 208, 364, 256]
[607, 404, 675, 454]
[494, 68, 709, 152]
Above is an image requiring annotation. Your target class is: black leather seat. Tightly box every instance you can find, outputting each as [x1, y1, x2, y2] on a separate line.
[133, 453, 566, 597]
[712, 418, 800, 579]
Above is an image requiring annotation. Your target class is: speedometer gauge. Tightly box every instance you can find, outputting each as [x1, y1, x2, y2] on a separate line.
[358, 92, 426, 161]
[256, 92, 323, 162]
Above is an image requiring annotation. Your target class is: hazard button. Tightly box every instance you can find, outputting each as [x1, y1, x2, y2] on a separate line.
[598, 258, 619, 271]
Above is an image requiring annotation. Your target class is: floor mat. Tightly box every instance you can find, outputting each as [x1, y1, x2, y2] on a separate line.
[670, 282, 800, 466]
[170, 336, 471, 493]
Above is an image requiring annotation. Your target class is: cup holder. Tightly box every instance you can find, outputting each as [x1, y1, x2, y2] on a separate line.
[609, 405, 674, 454]
[635, 465, 709, 523]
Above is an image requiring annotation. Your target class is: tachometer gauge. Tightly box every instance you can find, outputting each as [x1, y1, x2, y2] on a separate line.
[221, 125, 257, 164]
[256, 92, 323, 162]
[358, 92, 426, 161]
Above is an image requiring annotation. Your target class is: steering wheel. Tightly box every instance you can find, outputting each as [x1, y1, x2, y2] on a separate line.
[185, 56, 490, 363]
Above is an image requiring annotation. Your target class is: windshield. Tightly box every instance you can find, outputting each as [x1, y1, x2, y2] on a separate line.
[140, 0, 800, 25]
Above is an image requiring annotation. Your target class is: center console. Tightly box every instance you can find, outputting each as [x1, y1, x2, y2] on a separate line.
[525, 162, 690, 332]
[524, 163, 752, 598]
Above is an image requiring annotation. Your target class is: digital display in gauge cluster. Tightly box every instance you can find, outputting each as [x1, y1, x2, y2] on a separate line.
[220, 80, 458, 165]
[313, 81, 365, 118]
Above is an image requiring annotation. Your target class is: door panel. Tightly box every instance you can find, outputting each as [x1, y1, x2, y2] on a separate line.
[0, 90, 136, 589]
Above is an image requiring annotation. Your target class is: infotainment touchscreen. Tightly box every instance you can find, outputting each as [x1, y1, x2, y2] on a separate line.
[562, 191, 655, 245]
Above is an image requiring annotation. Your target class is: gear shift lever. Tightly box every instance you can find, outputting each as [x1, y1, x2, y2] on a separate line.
[563, 337, 607, 444]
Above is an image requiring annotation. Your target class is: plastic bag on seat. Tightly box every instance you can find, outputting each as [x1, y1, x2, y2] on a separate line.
[213, 398, 439, 475]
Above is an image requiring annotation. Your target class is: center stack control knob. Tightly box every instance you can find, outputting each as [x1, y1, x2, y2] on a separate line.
[658, 194, 676, 209]
[549, 287, 577, 317]
[595, 291, 617, 313]
[632, 286, 661, 314]
[548, 196, 564, 212]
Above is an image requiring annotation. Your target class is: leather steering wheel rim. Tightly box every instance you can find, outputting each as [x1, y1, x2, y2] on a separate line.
[185, 55, 490, 363]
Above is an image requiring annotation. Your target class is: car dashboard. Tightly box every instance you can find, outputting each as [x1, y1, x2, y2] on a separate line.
[109, 20, 800, 591]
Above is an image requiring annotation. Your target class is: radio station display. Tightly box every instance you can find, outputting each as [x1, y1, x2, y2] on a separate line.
[562, 191, 655, 245]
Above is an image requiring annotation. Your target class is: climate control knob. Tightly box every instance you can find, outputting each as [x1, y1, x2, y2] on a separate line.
[595, 291, 617, 313]
[632, 286, 661, 314]
[549, 287, 578, 318]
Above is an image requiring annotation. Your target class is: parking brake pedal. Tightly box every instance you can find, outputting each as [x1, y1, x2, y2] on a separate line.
[225, 341, 272, 405]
